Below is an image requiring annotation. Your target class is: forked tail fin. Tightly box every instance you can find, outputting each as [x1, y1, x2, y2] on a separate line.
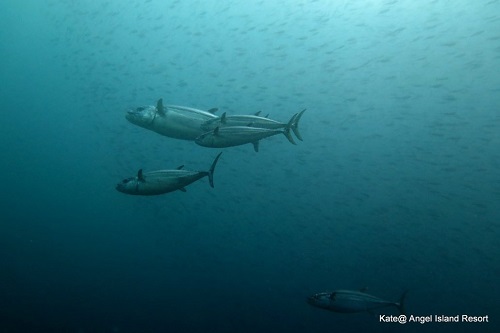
[291, 109, 306, 141]
[208, 152, 222, 188]
[283, 115, 297, 145]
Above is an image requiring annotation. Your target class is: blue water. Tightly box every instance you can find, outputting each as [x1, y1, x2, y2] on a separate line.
[1, 0, 499, 332]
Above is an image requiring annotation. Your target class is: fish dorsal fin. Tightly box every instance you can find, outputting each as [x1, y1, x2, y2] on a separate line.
[221, 112, 227, 124]
[360, 287, 369, 293]
[214, 127, 220, 136]
[264, 113, 269, 118]
[207, 108, 218, 114]
[179, 187, 187, 192]
[176, 165, 184, 170]
[252, 141, 259, 152]
[137, 169, 145, 182]
[156, 98, 165, 116]
[254, 111, 261, 116]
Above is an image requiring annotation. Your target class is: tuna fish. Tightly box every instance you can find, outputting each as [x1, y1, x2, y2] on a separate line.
[308, 289, 408, 314]
[201, 109, 306, 141]
[116, 152, 222, 195]
[125, 98, 219, 140]
[195, 114, 297, 152]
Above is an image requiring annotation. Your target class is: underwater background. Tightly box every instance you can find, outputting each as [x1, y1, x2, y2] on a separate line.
[1, 0, 499, 332]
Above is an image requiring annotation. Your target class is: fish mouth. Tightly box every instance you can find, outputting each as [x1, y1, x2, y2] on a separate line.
[125, 110, 137, 121]
[116, 182, 129, 193]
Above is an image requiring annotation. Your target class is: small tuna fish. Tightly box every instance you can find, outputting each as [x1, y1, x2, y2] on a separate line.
[201, 109, 306, 141]
[125, 98, 219, 140]
[308, 289, 408, 314]
[195, 114, 297, 152]
[116, 152, 222, 195]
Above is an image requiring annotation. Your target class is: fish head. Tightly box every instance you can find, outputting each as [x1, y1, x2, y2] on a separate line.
[125, 105, 157, 129]
[115, 176, 139, 194]
[195, 131, 216, 147]
[307, 292, 332, 310]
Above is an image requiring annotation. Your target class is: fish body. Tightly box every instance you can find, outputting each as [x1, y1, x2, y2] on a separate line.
[116, 153, 222, 195]
[201, 113, 283, 130]
[195, 114, 297, 152]
[125, 99, 218, 140]
[307, 290, 407, 314]
[201, 109, 305, 141]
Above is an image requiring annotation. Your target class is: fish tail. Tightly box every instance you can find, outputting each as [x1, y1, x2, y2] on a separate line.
[397, 290, 409, 315]
[208, 152, 222, 188]
[283, 115, 297, 145]
[291, 109, 306, 141]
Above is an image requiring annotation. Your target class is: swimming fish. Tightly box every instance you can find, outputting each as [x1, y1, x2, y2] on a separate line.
[125, 98, 218, 140]
[308, 289, 408, 314]
[195, 114, 297, 152]
[116, 152, 222, 195]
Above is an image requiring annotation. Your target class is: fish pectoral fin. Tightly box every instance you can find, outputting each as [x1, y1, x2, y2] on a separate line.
[329, 292, 336, 300]
[178, 187, 187, 192]
[176, 165, 184, 170]
[214, 127, 220, 136]
[252, 141, 259, 152]
[221, 112, 227, 124]
[207, 107, 218, 114]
